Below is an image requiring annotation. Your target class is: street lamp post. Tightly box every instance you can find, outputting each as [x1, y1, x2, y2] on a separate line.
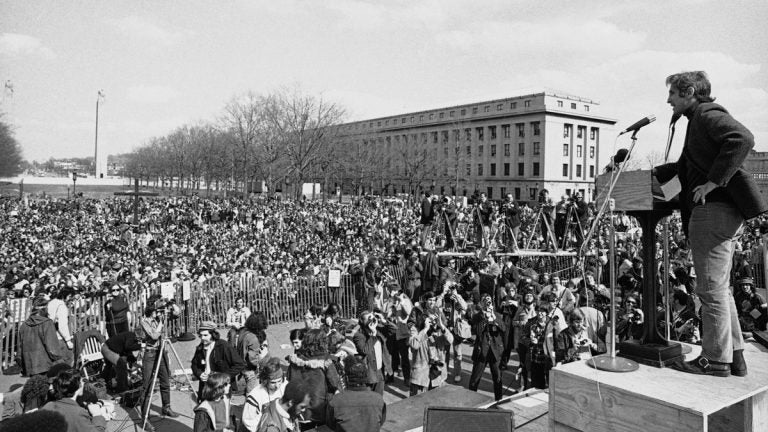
[94, 90, 105, 178]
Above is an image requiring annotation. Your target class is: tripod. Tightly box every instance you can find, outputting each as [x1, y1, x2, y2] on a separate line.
[524, 205, 559, 252]
[489, 217, 518, 252]
[561, 204, 585, 251]
[139, 314, 197, 432]
[473, 204, 492, 250]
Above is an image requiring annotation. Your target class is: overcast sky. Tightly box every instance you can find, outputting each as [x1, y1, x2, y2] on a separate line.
[1, 0, 766, 165]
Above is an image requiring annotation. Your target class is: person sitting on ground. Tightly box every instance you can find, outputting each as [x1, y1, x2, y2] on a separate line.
[241, 357, 287, 432]
[327, 355, 387, 432]
[41, 369, 109, 432]
[193, 372, 234, 432]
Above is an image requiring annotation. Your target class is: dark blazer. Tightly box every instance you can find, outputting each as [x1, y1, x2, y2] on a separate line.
[353, 328, 393, 384]
[655, 102, 768, 234]
[470, 311, 507, 362]
[190, 339, 245, 379]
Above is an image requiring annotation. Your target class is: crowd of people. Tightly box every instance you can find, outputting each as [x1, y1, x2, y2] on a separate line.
[2, 179, 768, 431]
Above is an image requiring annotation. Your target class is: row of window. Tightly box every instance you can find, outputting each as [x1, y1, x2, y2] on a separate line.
[556, 100, 591, 111]
[563, 124, 598, 140]
[462, 162, 595, 179]
[458, 142, 542, 158]
[563, 144, 595, 158]
[358, 100, 538, 130]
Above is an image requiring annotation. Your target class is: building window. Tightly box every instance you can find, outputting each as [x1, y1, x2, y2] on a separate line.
[476, 127, 484, 140]
[490, 144, 496, 157]
[564, 124, 571, 138]
[533, 142, 540, 155]
[489, 125, 497, 139]
[532, 122, 540, 136]
[410, 116, 414, 123]
[439, 112, 444, 119]
[590, 128, 597, 140]
[577, 145, 583, 157]
[472, 107, 478, 114]
[444, 147, 449, 157]
[466, 164, 471, 176]
[511, 102, 517, 109]
[557, 100, 563, 107]
[490, 163, 496, 176]
[461, 109, 466, 116]
[419, 115, 423, 122]
[530, 188, 537, 200]
[377, 121, 381, 127]
[466, 146, 471, 156]
[584, 105, 590, 111]
[524, 100, 531, 107]
[518, 163, 525, 176]
[504, 163, 510, 176]
[449, 110, 455, 117]
[385, 120, 389, 126]
[442, 131, 449, 143]
[497, 103, 503, 111]
[465, 128, 471, 141]
[533, 162, 540, 176]
[432, 132, 438, 143]
[502, 124, 510, 138]
[420, 133, 427, 144]
[500, 186, 506, 197]
[563, 164, 569, 177]
[504, 143, 510, 156]
[514, 187, 521, 200]
[401, 117, 406, 124]
[576, 165, 582, 177]
[571, 102, 577, 109]
[589, 165, 595, 178]
[577, 126, 584, 139]
[516, 123, 525, 137]
[478, 164, 484, 176]
[478, 145, 484, 157]
[518, 142, 525, 156]
[589, 146, 595, 158]
[484, 105, 490, 112]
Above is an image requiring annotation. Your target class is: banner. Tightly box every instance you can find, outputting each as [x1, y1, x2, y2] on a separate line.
[160, 281, 175, 300]
[327, 269, 341, 288]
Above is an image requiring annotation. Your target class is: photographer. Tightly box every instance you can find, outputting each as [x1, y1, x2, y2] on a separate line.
[616, 295, 644, 342]
[352, 310, 394, 395]
[442, 281, 469, 383]
[499, 194, 521, 252]
[440, 197, 458, 250]
[139, 298, 178, 424]
[468, 294, 506, 401]
[104, 284, 131, 338]
[408, 311, 453, 396]
[474, 193, 494, 248]
[555, 309, 597, 365]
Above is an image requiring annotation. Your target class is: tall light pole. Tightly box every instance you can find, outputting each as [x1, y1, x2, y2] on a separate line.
[94, 90, 105, 178]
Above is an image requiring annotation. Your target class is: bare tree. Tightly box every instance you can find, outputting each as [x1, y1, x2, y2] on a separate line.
[263, 87, 345, 199]
[221, 92, 267, 195]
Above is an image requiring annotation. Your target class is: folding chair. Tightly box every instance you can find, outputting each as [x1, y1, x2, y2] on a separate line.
[74, 329, 105, 380]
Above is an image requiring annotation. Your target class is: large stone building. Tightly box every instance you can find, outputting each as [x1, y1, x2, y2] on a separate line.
[745, 150, 768, 200]
[333, 92, 616, 203]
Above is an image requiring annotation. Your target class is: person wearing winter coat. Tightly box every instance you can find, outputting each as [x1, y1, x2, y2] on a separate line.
[18, 295, 62, 377]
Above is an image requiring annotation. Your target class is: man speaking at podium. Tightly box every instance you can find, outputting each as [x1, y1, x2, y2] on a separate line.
[654, 71, 767, 377]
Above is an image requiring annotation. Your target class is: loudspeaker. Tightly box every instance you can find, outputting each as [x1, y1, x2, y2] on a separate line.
[424, 406, 514, 432]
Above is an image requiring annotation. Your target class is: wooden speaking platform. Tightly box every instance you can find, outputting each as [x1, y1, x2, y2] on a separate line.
[549, 341, 768, 431]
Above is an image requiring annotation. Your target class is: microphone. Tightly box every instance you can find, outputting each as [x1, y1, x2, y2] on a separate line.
[613, 148, 629, 164]
[604, 149, 630, 173]
[619, 115, 656, 135]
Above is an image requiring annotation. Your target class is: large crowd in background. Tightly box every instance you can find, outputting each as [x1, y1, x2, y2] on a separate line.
[1, 189, 767, 431]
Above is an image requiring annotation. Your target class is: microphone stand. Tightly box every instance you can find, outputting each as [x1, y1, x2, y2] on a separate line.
[586, 132, 641, 373]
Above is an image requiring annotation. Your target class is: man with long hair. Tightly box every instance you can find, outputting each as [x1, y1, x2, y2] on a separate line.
[238, 312, 270, 393]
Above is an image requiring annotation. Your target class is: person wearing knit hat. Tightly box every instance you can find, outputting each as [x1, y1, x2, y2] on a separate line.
[240, 357, 286, 431]
[327, 355, 386, 432]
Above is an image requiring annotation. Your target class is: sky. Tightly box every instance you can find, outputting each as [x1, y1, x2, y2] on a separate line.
[1, 0, 767, 165]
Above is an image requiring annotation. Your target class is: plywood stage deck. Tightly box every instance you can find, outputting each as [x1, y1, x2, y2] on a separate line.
[549, 342, 768, 432]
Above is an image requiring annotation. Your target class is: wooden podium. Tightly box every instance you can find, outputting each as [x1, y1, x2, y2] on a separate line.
[596, 169, 683, 367]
